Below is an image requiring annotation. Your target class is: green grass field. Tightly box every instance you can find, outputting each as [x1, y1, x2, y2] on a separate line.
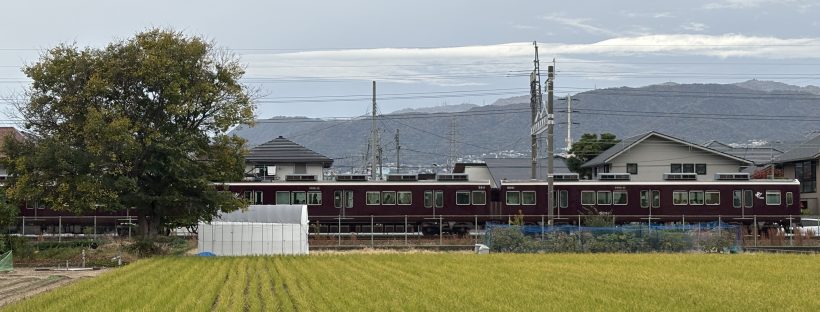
[3, 253, 819, 311]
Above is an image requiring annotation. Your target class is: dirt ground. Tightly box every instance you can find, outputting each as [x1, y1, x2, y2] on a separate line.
[0, 268, 109, 308]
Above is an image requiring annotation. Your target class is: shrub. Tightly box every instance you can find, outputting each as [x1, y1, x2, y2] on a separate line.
[127, 239, 162, 256]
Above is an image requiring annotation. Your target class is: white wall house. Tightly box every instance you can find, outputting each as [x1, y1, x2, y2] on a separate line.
[244, 136, 333, 182]
[582, 132, 753, 182]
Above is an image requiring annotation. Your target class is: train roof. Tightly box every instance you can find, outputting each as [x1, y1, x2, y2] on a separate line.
[221, 180, 493, 186]
[499, 179, 800, 186]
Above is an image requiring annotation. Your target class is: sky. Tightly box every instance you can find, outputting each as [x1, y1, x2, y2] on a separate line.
[2, 0, 820, 123]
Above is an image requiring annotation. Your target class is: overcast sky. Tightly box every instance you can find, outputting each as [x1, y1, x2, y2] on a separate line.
[2, 0, 820, 122]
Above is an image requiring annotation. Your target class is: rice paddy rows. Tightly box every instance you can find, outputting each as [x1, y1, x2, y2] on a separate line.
[3, 253, 819, 311]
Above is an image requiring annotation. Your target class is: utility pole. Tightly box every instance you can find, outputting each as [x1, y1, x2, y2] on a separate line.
[546, 63, 555, 224]
[530, 41, 543, 180]
[370, 81, 380, 180]
[528, 47, 555, 223]
[395, 129, 401, 174]
[448, 117, 458, 172]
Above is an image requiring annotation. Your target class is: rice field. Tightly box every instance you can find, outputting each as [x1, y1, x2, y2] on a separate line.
[3, 253, 819, 311]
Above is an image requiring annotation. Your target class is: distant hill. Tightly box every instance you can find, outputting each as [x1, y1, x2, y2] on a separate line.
[391, 103, 478, 115]
[733, 79, 820, 95]
[230, 80, 820, 170]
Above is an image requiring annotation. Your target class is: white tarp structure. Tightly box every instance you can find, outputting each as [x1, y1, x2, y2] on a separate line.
[198, 205, 309, 256]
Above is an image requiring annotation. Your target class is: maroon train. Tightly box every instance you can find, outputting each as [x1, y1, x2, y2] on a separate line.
[224, 173, 801, 234]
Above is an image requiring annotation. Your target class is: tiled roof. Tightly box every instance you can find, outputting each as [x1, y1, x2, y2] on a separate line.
[581, 132, 646, 168]
[582, 131, 752, 168]
[246, 136, 333, 168]
[705, 141, 782, 165]
[776, 135, 820, 163]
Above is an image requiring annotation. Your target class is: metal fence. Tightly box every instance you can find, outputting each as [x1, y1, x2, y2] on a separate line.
[306, 214, 820, 249]
[484, 223, 742, 253]
[5, 214, 820, 250]
[6, 216, 138, 241]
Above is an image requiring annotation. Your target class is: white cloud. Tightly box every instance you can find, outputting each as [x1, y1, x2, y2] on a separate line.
[510, 22, 536, 30]
[240, 34, 820, 85]
[540, 15, 619, 37]
[620, 11, 674, 18]
[681, 22, 709, 32]
[703, 0, 815, 9]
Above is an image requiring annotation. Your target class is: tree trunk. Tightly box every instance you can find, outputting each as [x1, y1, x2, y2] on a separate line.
[138, 204, 162, 237]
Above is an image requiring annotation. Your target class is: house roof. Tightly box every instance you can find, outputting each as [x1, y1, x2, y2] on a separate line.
[704, 141, 783, 166]
[246, 136, 334, 168]
[482, 157, 570, 186]
[582, 131, 753, 168]
[775, 134, 820, 163]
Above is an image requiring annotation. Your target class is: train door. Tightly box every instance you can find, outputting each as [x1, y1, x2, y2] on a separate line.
[334, 190, 354, 217]
[732, 189, 754, 217]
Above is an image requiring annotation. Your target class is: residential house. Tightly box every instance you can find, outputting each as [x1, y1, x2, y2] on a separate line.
[244, 136, 334, 182]
[582, 131, 753, 182]
[775, 135, 820, 215]
[703, 140, 782, 174]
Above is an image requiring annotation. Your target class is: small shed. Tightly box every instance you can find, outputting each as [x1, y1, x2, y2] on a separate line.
[198, 205, 309, 256]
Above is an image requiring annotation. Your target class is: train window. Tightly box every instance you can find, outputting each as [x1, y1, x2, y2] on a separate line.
[651, 190, 660, 208]
[307, 191, 322, 205]
[705, 191, 720, 205]
[456, 191, 471, 205]
[640, 190, 649, 208]
[696, 164, 707, 175]
[435, 191, 444, 208]
[560, 190, 568, 208]
[689, 191, 704, 205]
[613, 191, 627, 205]
[732, 190, 742, 208]
[597, 191, 612, 205]
[334, 191, 343, 208]
[397, 191, 412, 205]
[683, 164, 695, 173]
[522, 191, 536, 205]
[366, 192, 381, 205]
[581, 191, 596, 205]
[424, 191, 433, 208]
[786, 192, 793, 206]
[672, 191, 688, 205]
[291, 192, 307, 205]
[382, 191, 396, 205]
[472, 191, 486, 205]
[506, 191, 521, 205]
[765, 191, 781, 205]
[275, 191, 289, 205]
[345, 191, 353, 208]
[743, 190, 753, 208]
[243, 191, 252, 201]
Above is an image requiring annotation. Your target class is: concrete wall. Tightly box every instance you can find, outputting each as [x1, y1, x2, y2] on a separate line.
[599, 136, 747, 182]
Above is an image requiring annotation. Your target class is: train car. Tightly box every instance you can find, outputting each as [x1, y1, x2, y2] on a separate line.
[500, 177, 801, 224]
[223, 174, 495, 235]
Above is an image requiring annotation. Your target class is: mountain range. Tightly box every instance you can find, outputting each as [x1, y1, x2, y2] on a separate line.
[230, 80, 820, 171]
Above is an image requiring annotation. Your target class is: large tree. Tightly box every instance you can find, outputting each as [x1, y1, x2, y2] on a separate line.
[2, 29, 255, 236]
[566, 133, 619, 179]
